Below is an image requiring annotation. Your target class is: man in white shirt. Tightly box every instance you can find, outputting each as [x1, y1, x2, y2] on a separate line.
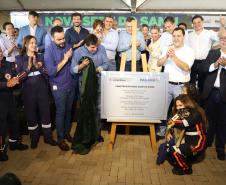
[157, 27, 195, 137]
[102, 15, 119, 71]
[188, 15, 226, 93]
[0, 22, 19, 63]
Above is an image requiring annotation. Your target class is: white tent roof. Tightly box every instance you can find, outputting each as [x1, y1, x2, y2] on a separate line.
[0, 0, 226, 12]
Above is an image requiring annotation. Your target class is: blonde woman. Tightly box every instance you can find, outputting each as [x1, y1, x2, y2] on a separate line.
[147, 25, 162, 72]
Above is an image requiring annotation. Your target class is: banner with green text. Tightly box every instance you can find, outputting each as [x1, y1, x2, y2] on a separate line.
[41, 13, 194, 30]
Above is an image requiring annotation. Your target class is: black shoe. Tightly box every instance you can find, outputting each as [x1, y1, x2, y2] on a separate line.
[217, 152, 225, 161]
[97, 135, 104, 142]
[65, 134, 73, 143]
[44, 139, 57, 146]
[30, 142, 38, 149]
[172, 167, 184, 175]
[0, 152, 8, 161]
[9, 142, 29, 151]
[172, 167, 192, 175]
[58, 140, 70, 151]
[184, 168, 193, 175]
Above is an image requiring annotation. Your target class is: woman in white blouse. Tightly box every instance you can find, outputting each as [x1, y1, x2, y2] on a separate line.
[147, 25, 162, 72]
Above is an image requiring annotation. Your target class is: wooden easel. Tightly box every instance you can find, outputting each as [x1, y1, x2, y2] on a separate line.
[108, 20, 160, 153]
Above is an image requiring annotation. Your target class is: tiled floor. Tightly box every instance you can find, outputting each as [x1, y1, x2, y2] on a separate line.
[0, 125, 226, 185]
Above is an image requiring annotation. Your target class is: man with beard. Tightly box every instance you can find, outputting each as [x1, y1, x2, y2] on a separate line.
[65, 12, 89, 50]
[44, 26, 77, 151]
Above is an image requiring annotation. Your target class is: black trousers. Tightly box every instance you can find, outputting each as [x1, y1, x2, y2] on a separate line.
[124, 60, 142, 72]
[205, 88, 226, 153]
[22, 75, 52, 142]
[190, 59, 206, 94]
[0, 92, 20, 148]
[168, 143, 193, 170]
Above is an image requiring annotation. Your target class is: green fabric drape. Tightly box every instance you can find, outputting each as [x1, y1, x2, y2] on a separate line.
[71, 57, 99, 155]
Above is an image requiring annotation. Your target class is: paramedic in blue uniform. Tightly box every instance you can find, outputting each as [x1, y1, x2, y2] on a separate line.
[0, 47, 28, 162]
[16, 35, 56, 149]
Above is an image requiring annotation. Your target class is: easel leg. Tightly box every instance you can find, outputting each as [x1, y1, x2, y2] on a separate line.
[125, 125, 130, 135]
[108, 123, 117, 151]
[149, 124, 157, 153]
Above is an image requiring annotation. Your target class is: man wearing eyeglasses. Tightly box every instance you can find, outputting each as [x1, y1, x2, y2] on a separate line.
[200, 31, 226, 161]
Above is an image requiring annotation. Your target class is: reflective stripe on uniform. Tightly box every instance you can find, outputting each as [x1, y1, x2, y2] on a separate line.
[182, 119, 189, 127]
[173, 145, 182, 154]
[9, 139, 17, 142]
[185, 131, 200, 136]
[42, 123, 51, 128]
[28, 124, 38, 130]
[28, 71, 41, 77]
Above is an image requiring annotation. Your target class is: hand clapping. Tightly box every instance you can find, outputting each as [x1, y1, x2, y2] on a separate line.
[7, 77, 19, 87]
[166, 46, 175, 58]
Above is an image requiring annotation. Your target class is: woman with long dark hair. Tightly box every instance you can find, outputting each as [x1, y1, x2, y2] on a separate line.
[166, 94, 206, 175]
[16, 35, 56, 149]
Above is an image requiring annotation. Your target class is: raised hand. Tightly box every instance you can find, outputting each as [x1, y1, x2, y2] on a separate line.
[219, 57, 226, 67]
[82, 58, 90, 66]
[7, 77, 19, 87]
[63, 48, 73, 62]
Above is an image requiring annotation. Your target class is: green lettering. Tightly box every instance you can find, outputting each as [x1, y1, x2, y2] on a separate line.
[45, 16, 53, 27]
[175, 17, 179, 25]
[83, 16, 90, 27]
[149, 17, 157, 26]
[90, 16, 99, 26]
[98, 16, 105, 20]
[140, 16, 149, 26]
[118, 16, 126, 27]
[62, 16, 71, 27]
[157, 17, 164, 27]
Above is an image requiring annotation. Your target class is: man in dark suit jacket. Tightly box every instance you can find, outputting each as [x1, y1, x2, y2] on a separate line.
[200, 31, 226, 160]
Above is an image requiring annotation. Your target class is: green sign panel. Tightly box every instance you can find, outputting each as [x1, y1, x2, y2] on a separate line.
[41, 13, 192, 29]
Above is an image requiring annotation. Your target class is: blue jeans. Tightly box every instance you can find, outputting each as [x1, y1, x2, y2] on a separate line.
[52, 87, 75, 142]
[156, 83, 184, 136]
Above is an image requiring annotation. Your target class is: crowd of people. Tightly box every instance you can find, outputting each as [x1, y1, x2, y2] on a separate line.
[0, 10, 226, 175]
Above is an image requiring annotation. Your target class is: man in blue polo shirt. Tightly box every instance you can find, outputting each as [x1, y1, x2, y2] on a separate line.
[71, 34, 108, 142]
[44, 26, 77, 151]
[65, 12, 89, 50]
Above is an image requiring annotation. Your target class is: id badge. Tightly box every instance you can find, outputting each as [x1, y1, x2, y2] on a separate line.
[53, 85, 58, 91]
